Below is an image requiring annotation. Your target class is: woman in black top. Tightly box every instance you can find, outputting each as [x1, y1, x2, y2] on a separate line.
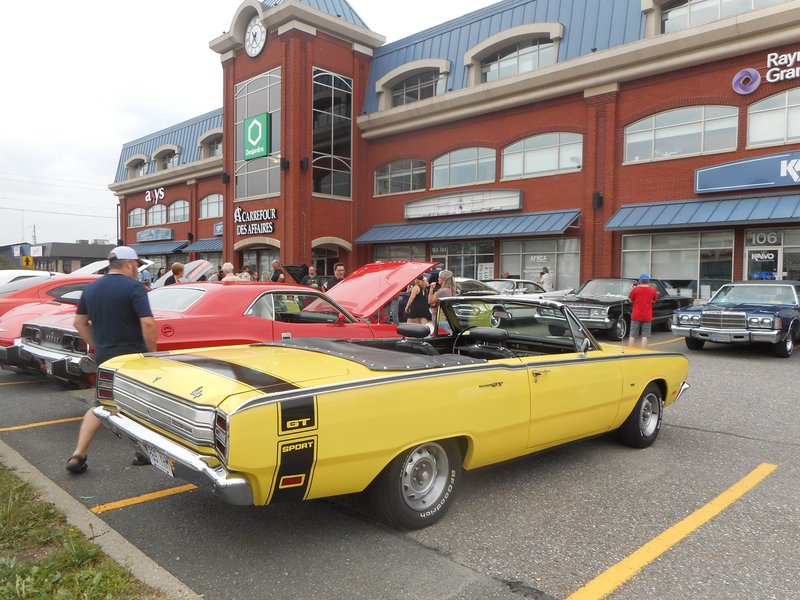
[405, 275, 431, 325]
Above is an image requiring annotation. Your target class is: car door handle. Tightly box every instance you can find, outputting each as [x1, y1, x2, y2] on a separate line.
[531, 369, 550, 378]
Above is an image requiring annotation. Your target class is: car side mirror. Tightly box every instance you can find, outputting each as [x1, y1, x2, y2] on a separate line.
[336, 313, 346, 326]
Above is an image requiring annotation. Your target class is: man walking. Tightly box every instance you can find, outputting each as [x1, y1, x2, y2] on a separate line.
[628, 273, 658, 349]
[66, 246, 157, 474]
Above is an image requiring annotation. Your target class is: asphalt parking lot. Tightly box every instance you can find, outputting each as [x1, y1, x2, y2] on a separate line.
[1, 332, 797, 600]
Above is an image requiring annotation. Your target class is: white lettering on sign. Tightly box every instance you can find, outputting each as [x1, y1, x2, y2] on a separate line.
[766, 51, 800, 83]
[780, 159, 800, 182]
[145, 187, 165, 204]
[233, 207, 277, 223]
[751, 252, 776, 261]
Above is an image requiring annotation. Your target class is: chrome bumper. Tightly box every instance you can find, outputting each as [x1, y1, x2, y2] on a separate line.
[1, 340, 37, 370]
[673, 326, 782, 344]
[94, 406, 253, 506]
[673, 381, 690, 404]
[17, 340, 95, 378]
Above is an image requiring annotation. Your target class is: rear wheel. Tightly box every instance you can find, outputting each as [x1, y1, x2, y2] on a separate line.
[608, 316, 627, 341]
[618, 383, 663, 448]
[685, 337, 705, 351]
[368, 439, 462, 530]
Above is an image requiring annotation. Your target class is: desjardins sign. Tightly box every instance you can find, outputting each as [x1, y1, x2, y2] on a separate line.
[243, 113, 271, 160]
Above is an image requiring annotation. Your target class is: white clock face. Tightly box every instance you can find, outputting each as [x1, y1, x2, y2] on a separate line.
[244, 16, 267, 57]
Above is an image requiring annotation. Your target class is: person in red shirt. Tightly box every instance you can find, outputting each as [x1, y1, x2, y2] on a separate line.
[628, 274, 658, 348]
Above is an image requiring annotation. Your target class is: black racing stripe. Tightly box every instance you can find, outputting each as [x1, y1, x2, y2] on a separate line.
[270, 436, 316, 503]
[160, 354, 298, 392]
[279, 396, 317, 435]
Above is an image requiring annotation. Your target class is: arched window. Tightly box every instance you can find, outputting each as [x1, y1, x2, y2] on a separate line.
[168, 200, 189, 223]
[153, 144, 181, 171]
[391, 72, 446, 107]
[747, 88, 800, 147]
[624, 106, 738, 163]
[128, 208, 144, 228]
[200, 194, 223, 219]
[481, 39, 555, 83]
[432, 148, 495, 189]
[661, 0, 781, 34]
[502, 133, 583, 179]
[199, 129, 223, 159]
[124, 154, 149, 179]
[374, 159, 426, 196]
[147, 204, 166, 226]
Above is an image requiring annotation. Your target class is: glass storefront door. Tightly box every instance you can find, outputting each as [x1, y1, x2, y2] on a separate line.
[745, 248, 781, 280]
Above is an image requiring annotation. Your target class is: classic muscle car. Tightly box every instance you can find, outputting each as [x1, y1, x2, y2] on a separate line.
[0, 301, 81, 373]
[557, 278, 693, 340]
[15, 262, 435, 386]
[93, 294, 689, 529]
[672, 280, 800, 357]
[0, 274, 97, 317]
[482, 278, 572, 298]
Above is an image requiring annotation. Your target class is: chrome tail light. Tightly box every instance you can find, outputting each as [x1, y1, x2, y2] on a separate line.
[96, 368, 115, 401]
[214, 410, 229, 461]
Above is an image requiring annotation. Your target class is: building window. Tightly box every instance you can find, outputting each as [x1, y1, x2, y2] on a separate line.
[200, 194, 223, 219]
[432, 148, 495, 189]
[621, 231, 734, 299]
[312, 68, 353, 198]
[375, 159, 426, 196]
[661, 0, 781, 34]
[480, 39, 555, 83]
[128, 208, 144, 228]
[373, 244, 427, 262]
[234, 68, 282, 200]
[747, 88, 800, 147]
[391, 71, 446, 107]
[168, 200, 189, 223]
[500, 238, 581, 291]
[147, 204, 166, 225]
[502, 132, 583, 179]
[154, 148, 180, 171]
[205, 135, 223, 158]
[126, 159, 147, 179]
[624, 105, 738, 163]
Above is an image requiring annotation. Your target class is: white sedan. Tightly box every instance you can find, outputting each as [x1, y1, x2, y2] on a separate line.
[482, 278, 571, 299]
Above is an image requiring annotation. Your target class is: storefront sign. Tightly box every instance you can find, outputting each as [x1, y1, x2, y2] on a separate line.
[136, 228, 174, 243]
[234, 207, 277, 235]
[145, 187, 165, 204]
[695, 150, 800, 193]
[213, 221, 224, 236]
[243, 113, 270, 160]
[732, 48, 800, 95]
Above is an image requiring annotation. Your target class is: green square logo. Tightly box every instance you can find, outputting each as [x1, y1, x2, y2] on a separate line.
[243, 113, 270, 160]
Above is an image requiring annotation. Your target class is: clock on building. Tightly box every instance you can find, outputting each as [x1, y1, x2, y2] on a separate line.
[244, 16, 267, 57]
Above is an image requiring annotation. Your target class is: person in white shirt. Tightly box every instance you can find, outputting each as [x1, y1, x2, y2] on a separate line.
[539, 267, 553, 292]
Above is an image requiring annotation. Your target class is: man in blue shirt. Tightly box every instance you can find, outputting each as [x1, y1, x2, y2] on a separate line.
[66, 246, 157, 474]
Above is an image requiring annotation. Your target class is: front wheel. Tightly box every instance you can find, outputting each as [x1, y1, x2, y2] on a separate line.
[618, 383, 664, 448]
[685, 337, 705, 350]
[368, 439, 462, 530]
[773, 329, 795, 358]
[661, 317, 673, 332]
[608, 316, 627, 341]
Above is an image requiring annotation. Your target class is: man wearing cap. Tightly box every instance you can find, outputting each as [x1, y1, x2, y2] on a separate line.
[628, 273, 658, 349]
[66, 246, 157, 474]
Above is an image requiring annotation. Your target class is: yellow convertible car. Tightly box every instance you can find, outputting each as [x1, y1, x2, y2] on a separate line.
[94, 296, 689, 529]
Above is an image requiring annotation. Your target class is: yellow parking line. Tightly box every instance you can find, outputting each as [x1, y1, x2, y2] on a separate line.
[566, 463, 777, 600]
[91, 484, 197, 514]
[650, 337, 683, 346]
[0, 380, 43, 386]
[0, 416, 83, 432]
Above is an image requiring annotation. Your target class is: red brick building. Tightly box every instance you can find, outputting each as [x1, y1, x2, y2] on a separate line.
[111, 0, 800, 298]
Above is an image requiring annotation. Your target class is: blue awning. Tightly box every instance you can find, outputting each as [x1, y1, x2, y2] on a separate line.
[355, 209, 581, 244]
[605, 193, 800, 231]
[128, 240, 188, 255]
[183, 238, 223, 252]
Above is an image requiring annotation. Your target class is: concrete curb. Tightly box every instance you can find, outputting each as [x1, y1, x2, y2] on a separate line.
[0, 437, 203, 600]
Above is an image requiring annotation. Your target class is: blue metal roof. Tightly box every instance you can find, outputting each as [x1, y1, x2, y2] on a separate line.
[355, 209, 580, 243]
[183, 238, 224, 252]
[364, 0, 645, 113]
[129, 240, 189, 255]
[605, 194, 800, 231]
[262, 0, 368, 28]
[113, 109, 223, 183]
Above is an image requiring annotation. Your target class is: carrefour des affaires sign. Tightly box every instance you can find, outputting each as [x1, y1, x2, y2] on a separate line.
[243, 113, 271, 160]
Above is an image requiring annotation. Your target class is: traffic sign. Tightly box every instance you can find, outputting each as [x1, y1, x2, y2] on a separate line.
[21, 256, 34, 269]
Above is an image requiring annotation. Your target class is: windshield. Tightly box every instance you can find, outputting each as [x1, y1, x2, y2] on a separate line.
[575, 279, 634, 299]
[483, 280, 515, 292]
[710, 284, 797, 305]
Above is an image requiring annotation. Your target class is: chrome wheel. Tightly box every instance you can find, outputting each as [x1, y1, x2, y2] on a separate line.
[638, 390, 661, 438]
[400, 443, 449, 510]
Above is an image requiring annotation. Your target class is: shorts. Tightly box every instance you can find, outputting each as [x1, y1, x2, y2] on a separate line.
[629, 320, 652, 337]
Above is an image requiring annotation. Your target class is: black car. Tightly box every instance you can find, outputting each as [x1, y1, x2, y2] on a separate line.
[672, 280, 800, 358]
[557, 277, 692, 340]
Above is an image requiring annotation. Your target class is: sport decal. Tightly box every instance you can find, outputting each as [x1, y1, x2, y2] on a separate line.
[269, 436, 316, 503]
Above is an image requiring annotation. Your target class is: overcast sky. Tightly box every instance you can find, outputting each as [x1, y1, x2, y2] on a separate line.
[0, 0, 492, 248]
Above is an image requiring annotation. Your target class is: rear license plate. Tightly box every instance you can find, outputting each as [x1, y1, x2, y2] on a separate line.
[146, 446, 174, 477]
[710, 333, 730, 342]
[45, 361, 53, 375]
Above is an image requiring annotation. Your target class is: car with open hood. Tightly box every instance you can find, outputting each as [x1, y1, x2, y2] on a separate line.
[15, 261, 436, 386]
[672, 280, 800, 357]
[557, 277, 693, 340]
[91, 292, 689, 530]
